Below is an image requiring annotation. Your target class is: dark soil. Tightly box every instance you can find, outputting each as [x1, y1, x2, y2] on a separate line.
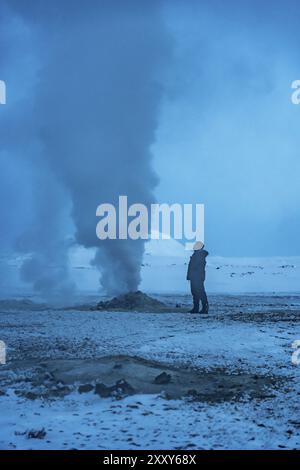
[96, 291, 168, 312]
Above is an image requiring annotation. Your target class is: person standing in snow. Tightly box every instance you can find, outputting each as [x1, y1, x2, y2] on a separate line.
[187, 241, 209, 314]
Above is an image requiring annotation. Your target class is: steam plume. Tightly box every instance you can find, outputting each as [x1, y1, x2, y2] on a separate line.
[1, 0, 171, 295]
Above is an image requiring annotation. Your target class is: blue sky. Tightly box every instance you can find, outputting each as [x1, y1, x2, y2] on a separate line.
[153, 0, 300, 256]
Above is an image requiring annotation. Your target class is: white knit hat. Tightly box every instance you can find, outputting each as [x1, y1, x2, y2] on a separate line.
[193, 241, 204, 251]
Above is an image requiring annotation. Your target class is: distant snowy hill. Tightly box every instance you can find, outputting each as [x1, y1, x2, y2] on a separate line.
[70, 238, 300, 294]
[142, 245, 300, 294]
[0, 238, 299, 296]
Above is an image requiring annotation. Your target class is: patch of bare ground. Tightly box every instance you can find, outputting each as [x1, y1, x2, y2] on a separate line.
[4, 355, 283, 403]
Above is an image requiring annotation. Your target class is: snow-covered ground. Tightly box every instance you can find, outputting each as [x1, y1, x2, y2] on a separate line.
[1, 239, 300, 449]
[0, 294, 300, 450]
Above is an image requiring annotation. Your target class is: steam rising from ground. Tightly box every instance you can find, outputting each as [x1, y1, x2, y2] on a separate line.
[0, 1, 170, 296]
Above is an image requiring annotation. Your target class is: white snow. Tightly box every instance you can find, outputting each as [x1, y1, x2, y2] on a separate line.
[0, 294, 300, 449]
[1, 238, 300, 449]
[1, 389, 299, 450]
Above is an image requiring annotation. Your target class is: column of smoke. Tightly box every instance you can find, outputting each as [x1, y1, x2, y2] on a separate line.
[3, 0, 170, 296]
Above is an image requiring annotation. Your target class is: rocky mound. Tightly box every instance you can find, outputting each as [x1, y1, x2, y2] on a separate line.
[96, 290, 166, 312]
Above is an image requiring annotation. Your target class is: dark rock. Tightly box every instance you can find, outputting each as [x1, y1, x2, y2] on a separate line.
[22, 391, 39, 400]
[153, 372, 172, 385]
[78, 384, 94, 394]
[27, 428, 46, 439]
[114, 379, 135, 395]
[53, 384, 71, 396]
[0, 390, 5, 396]
[95, 379, 135, 398]
[288, 420, 300, 427]
[94, 383, 112, 398]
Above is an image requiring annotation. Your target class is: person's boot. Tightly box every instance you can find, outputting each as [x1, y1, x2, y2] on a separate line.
[189, 299, 199, 313]
[199, 302, 209, 314]
[189, 308, 199, 314]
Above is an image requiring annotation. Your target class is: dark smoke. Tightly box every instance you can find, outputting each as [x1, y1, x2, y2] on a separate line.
[1, 0, 171, 296]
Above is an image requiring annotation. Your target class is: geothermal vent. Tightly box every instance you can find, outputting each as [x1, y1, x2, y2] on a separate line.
[96, 291, 166, 312]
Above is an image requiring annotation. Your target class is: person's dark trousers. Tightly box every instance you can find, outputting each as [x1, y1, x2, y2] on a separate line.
[191, 280, 208, 312]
